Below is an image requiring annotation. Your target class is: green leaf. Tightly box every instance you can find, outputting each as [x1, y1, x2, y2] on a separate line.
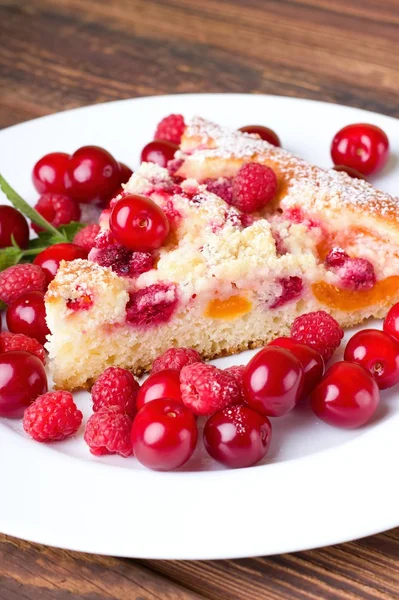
[0, 173, 61, 236]
[57, 221, 86, 242]
[0, 247, 23, 271]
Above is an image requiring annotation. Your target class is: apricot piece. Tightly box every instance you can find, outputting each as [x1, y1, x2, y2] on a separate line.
[205, 295, 252, 320]
[312, 276, 399, 311]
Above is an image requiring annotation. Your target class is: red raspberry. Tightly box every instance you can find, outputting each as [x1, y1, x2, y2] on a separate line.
[291, 310, 344, 361]
[232, 163, 278, 213]
[270, 276, 303, 309]
[203, 177, 233, 205]
[95, 243, 131, 276]
[91, 367, 139, 417]
[23, 391, 83, 442]
[84, 407, 133, 457]
[154, 114, 186, 145]
[180, 362, 241, 416]
[0, 332, 46, 364]
[94, 230, 115, 249]
[152, 347, 202, 373]
[337, 258, 376, 291]
[225, 365, 246, 403]
[73, 223, 101, 251]
[126, 283, 178, 328]
[32, 193, 81, 233]
[325, 247, 349, 268]
[0, 264, 47, 304]
[129, 251, 154, 276]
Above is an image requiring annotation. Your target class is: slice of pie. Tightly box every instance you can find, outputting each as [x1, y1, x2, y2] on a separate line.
[45, 118, 399, 390]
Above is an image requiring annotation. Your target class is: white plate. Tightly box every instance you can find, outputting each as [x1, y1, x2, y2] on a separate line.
[0, 94, 398, 560]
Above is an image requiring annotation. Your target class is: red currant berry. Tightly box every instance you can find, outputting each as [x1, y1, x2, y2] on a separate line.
[344, 329, 399, 390]
[239, 125, 281, 147]
[383, 302, 399, 343]
[0, 350, 47, 418]
[333, 165, 366, 180]
[204, 405, 272, 468]
[110, 194, 169, 251]
[331, 123, 389, 176]
[136, 369, 182, 410]
[33, 242, 88, 284]
[131, 399, 198, 471]
[65, 145, 121, 204]
[311, 361, 380, 429]
[0, 206, 29, 249]
[32, 152, 69, 194]
[140, 140, 178, 168]
[119, 162, 133, 184]
[269, 337, 325, 400]
[6, 291, 50, 345]
[243, 346, 304, 417]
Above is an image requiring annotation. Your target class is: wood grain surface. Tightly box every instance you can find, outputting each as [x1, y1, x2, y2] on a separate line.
[1, 0, 399, 598]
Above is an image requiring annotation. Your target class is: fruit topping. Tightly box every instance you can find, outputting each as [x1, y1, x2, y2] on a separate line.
[152, 347, 202, 373]
[32, 152, 69, 195]
[126, 283, 178, 328]
[110, 194, 169, 252]
[270, 276, 303, 309]
[23, 391, 83, 442]
[0, 351, 47, 418]
[291, 310, 344, 361]
[312, 276, 399, 312]
[239, 125, 281, 147]
[203, 404, 272, 468]
[131, 399, 197, 470]
[0, 206, 29, 249]
[205, 295, 252, 320]
[231, 162, 278, 213]
[337, 258, 376, 291]
[136, 369, 182, 410]
[331, 123, 389, 176]
[311, 361, 379, 428]
[0, 331, 46, 364]
[33, 242, 88, 284]
[154, 114, 186, 145]
[73, 223, 101, 251]
[203, 177, 233, 205]
[141, 140, 178, 168]
[324, 247, 348, 268]
[32, 193, 81, 233]
[180, 362, 241, 416]
[6, 290, 50, 345]
[0, 264, 47, 305]
[66, 293, 93, 312]
[84, 406, 133, 457]
[91, 366, 139, 417]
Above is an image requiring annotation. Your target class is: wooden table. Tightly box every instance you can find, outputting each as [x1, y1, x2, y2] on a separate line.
[1, 1, 399, 598]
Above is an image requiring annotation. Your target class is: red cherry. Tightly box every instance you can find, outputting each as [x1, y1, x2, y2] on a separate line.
[0, 206, 29, 249]
[119, 162, 133, 184]
[239, 125, 281, 147]
[65, 145, 121, 204]
[243, 346, 304, 417]
[331, 123, 389, 176]
[110, 194, 169, 251]
[131, 399, 198, 471]
[33, 242, 88, 283]
[333, 165, 366, 180]
[140, 140, 178, 167]
[383, 302, 399, 343]
[344, 329, 399, 390]
[136, 369, 182, 410]
[6, 291, 50, 345]
[203, 405, 272, 468]
[0, 350, 47, 418]
[269, 337, 325, 400]
[311, 361, 380, 429]
[32, 152, 69, 194]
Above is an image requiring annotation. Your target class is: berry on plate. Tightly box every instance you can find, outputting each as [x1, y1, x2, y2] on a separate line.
[269, 337, 324, 400]
[131, 399, 197, 471]
[290, 310, 344, 361]
[91, 366, 139, 417]
[84, 406, 133, 457]
[0, 331, 46, 364]
[232, 162, 278, 213]
[239, 125, 281, 147]
[136, 369, 182, 410]
[154, 114, 186, 145]
[0, 206, 29, 249]
[65, 145, 121, 204]
[203, 405, 272, 468]
[180, 362, 241, 416]
[32, 193, 81, 233]
[32, 151, 69, 195]
[0, 351, 47, 418]
[344, 329, 399, 390]
[152, 347, 202, 373]
[330, 123, 389, 176]
[140, 140, 178, 168]
[0, 264, 47, 305]
[243, 346, 304, 417]
[73, 223, 101, 251]
[118, 162, 133, 184]
[224, 365, 246, 404]
[23, 391, 83, 442]
[311, 361, 380, 429]
[332, 165, 366, 180]
[33, 242, 88, 283]
[383, 302, 399, 343]
[6, 290, 50, 345]
[110, 194, 170, 252]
